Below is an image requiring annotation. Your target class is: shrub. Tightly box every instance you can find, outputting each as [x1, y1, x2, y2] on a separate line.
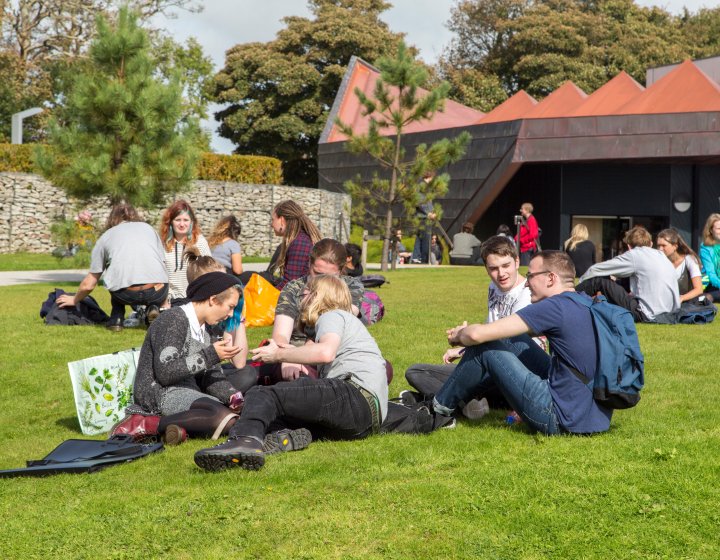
[0, 144, 284, 185]
[0, 143, 35, 172]
[195, 153, 283, 184]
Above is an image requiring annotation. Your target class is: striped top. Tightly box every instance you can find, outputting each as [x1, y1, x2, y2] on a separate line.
[164, 234, 211, 301]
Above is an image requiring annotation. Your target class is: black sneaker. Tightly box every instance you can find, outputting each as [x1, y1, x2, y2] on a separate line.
[194, 436, 265, 472]
[262, 428, 312, 455]
[416, 402, 457, 430]
[106, 318, 123, 332]
[399, 390, 422, 406]
[146, 305, 160, 325]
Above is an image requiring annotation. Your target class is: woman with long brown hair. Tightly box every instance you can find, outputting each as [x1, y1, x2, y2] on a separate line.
[208, 215, 243, 276]
[657, 228, 704, 303]
[159, 199, 211, 303]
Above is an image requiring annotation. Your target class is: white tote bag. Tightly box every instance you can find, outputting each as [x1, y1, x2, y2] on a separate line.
[68, 348, 140, 435]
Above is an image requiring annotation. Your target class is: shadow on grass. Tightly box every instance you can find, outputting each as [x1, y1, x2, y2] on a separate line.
[55, 416, 82, 432]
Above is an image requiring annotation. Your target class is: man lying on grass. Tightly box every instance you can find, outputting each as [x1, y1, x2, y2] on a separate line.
[430, 250, 613, 435]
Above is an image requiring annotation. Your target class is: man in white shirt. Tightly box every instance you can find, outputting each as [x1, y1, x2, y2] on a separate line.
[401, 235, 532, 417]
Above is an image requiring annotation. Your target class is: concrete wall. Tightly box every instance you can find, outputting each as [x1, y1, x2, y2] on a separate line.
[0, 172, 351, 255]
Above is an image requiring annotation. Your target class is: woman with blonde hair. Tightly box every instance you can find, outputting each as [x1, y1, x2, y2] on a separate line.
[208, 215, 243, 276]
[700, 213, 720, 300]
[657, 228, 704, 303]
[159, 199, 211, 303]
[564, 223, 596, 277]
[194, 274, 388, 472]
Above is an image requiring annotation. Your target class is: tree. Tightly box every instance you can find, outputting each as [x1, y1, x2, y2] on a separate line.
[336, 42, 470, 272]
[0, 0, 207, 142]
[35, 7, 201, 207]
[441, 0, 703, 100]
[212, 0, 407, 187]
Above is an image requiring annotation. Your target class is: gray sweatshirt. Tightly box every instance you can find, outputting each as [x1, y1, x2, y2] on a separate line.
[579, 246, 680, 321]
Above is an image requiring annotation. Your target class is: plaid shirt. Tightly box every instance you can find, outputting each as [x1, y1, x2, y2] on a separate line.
[276, 232, 313, 290]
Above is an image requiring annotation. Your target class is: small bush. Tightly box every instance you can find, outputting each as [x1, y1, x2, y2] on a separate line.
[0, 144, 284, 185]
[196, 153, 283, 184]
[0, 143, 35, 172]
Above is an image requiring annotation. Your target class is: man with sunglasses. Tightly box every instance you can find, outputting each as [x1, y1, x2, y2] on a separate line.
[430, 250, 614, 435]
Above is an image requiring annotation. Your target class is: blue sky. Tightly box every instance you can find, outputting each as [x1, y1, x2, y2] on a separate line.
[154, 0, 712, 153]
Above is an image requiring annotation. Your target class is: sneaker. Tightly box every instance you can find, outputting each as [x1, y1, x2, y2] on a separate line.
[194, 436, 265, 472]
[262, 428, 312, 455]
[162, 424, 187, 446]
[462, 398, 490, 420]
[123, 313, 141, 328]
[416, 403, 457, 430]
[399, 390, 422, 406]
[106, 318, 123, 332]
[411, 259, 422, 264]
[146, 305, 160, 325]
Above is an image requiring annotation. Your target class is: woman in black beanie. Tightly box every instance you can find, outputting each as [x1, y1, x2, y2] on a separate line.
[125, 272, 246, 443]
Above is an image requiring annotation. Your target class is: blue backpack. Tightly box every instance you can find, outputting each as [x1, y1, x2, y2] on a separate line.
[567, 293, 645, 409]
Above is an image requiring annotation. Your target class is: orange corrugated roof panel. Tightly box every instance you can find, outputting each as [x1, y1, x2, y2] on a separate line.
[569, 72, 645, 116]
[478, 90, 537, 124]
[618, 60, 720, 114]
[326, 60, 484, 142]
[524, 81, 588, 119]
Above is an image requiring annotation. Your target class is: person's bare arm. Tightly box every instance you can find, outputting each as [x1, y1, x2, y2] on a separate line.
[57, 273, 101, 307]
[230, 252, 243, 275]
[251, 333, 341, 365]
[271, 314, 295, 345]
[447, 314, 530, 347]
[226, 323, 248, 368]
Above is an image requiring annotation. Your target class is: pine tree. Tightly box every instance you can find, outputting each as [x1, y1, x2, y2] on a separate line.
[35, 7, 200, 207]
[336, 42, 470, 272]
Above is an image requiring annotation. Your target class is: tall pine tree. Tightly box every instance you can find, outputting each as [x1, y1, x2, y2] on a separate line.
[36, 7, 200, 207]
[337, 42, 470, 271]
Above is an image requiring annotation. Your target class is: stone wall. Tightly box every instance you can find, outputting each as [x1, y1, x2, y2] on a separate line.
[0, 172, 351, 256]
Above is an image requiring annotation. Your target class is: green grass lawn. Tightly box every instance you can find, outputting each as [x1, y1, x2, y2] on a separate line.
[1, 269, 719, 559]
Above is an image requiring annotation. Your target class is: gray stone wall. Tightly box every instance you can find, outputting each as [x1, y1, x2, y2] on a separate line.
[0, 172, 351, 255]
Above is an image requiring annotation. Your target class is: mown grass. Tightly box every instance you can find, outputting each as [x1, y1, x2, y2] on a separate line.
[1, 268, 719, 559]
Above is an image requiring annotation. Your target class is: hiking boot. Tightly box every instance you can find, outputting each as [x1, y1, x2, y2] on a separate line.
[194, 435, 265, 472]
[262, 428, 312, 455]
[399, 390, 422, 406]
[146, 305, 160, 325]
[162, 424, 187, 446]
[462, 398, 490, 420]
[106, 318, 123, 332]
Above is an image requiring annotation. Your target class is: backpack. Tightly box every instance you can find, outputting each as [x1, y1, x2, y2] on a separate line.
[567, 292, 645, 409]
[360, 290, 385, 325]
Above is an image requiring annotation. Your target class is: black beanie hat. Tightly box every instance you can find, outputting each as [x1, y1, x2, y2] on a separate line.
[186, 271, 240, 302]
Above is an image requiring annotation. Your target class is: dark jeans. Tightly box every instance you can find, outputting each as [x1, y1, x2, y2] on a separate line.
[434, 335, 561, 434]
[519, 250, 535, 266]
[411, 228, 431, 263]
[110, 283, 168, 321]
[575, 276, 645, 322]
[228, 377, 373, 442]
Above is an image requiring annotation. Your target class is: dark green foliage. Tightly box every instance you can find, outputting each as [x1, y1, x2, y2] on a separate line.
[337, 42, 470, 271]
[212, 0, 406, 187]
[34, 8, 201, 207]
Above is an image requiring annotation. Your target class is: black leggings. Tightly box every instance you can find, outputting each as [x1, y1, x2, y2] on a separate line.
[158, 397, 236, 438]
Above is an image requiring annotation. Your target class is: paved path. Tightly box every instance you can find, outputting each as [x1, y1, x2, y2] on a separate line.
[0, 261, 455, 287]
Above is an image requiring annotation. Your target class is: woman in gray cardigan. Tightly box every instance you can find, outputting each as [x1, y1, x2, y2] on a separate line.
[131, 272, 245, 443]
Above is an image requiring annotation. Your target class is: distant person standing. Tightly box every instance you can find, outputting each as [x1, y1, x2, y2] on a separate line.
[450, 222, 482, 265]
[515, 202, 540, 266]
[564, 224, 596, 277]
[411, 173, 437, 264]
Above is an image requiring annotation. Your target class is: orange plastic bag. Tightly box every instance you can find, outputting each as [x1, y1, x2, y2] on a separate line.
[243, 273, 280, 327]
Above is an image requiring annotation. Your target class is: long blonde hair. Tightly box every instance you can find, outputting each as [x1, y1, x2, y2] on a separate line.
[300, 275, 352, 328]
[564, 223, 589, 251]
[702, 213, 720, 246]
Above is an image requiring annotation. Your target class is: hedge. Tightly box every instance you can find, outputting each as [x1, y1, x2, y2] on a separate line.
[0, 144, 284, 184]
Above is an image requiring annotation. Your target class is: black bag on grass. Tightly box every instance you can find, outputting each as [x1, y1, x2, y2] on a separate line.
[0, 435, 163, 478]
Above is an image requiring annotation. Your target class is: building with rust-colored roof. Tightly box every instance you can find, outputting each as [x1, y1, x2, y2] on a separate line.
[319, 56, 720, 256]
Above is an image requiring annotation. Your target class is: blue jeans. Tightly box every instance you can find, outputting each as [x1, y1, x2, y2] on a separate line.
[411, 228, 431, 263]
[434, 335, 562, 434]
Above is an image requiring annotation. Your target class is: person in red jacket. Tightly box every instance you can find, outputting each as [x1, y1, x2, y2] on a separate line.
[516, 202, 540, 266]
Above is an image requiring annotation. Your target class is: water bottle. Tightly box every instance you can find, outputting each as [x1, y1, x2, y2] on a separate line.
[505, 411, 523, 425]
